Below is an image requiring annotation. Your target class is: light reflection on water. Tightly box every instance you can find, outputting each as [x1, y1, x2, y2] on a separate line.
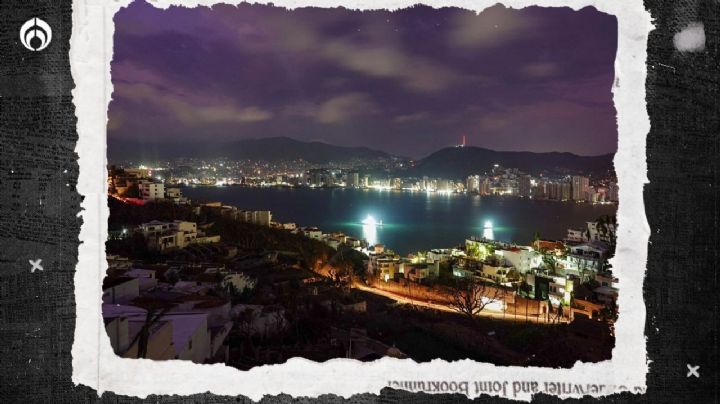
[362, 223, 377, 245]
[483, 220, 494, 240]
[182, 187, 617, 255]
[483, 227, 494, 240]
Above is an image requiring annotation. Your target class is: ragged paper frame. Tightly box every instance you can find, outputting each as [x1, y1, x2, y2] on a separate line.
[70, 0, 652, 400]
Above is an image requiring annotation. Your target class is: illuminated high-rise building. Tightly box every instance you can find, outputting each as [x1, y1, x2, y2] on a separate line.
[607, 181, 619, 202]
[518, 175, 532, 198]
[466, 175, 480, 193]
[561, 181, 572, 201]
[571, 175, 589, 201]
[347, 171, 360, 188]
[480, 177, 491, 195]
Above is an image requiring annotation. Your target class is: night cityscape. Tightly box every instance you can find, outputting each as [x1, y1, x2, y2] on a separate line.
[104, 1, 619, 368]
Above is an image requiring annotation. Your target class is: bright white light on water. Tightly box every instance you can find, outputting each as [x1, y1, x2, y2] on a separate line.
[483, 220, 494, 240]
[362, 215, 377, 226]
[361, 215, 382, 245]
[362, 215, 383, 226]
[362, 220, 378, 246]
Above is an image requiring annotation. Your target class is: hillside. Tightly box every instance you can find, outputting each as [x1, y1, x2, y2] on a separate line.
[411, 146, 614, 177]
[108, 136, 392, 163]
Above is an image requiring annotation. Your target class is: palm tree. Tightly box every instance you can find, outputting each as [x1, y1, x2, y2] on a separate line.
[542, 253, 559, 276]
[594, 215, 617, 249]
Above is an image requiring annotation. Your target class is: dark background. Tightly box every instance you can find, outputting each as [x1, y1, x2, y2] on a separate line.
[0, 0, 717, 402]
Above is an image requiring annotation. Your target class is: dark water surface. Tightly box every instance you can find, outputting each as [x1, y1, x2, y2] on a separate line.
[183, 186, 617, 255]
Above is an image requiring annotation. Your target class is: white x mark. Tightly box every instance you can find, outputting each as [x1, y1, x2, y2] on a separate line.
[686, 364, 700, 378]
[29, 259, 43, 273]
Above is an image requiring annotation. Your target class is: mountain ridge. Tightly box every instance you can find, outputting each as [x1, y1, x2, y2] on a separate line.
[108, 136, 394, 163]
[411, 146, 614, 177]
[108, 136, 614, 176]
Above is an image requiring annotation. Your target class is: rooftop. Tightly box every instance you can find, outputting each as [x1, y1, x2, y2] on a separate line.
[102, 276, 137, 290]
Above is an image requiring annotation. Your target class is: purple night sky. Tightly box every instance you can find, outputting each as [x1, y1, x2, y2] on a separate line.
[108, 1, 618, 159]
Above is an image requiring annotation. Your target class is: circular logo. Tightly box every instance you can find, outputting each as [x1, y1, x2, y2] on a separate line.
[20, 18, 52, 51]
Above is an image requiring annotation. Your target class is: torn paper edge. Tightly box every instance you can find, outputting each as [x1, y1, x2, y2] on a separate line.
[71, 0, 653, 400]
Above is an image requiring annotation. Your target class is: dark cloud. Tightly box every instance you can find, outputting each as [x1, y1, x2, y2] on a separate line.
[109, 1, 618, 158]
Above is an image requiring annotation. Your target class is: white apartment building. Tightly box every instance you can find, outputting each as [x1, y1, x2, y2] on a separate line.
[102, 277, 140, 304]
[562, 242, 609, 275]
[301, 227, 323, 240]
[496, 247, 541, 274]
[566, 221, 616, 244]
[566, 228, 587, 243]
[367, 250, 401, 281]
[136, 220, 199, 251]
[138, 180, 165, 200]
[252, 210, 272, 226]
[219, 206, 272, 227]
[165, 187, 187, 204]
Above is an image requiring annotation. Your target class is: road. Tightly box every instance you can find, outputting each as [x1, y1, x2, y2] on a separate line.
[353, 283, 563, 324]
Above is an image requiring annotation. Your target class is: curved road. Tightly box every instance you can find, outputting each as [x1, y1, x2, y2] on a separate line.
[353, 283, 564, 324]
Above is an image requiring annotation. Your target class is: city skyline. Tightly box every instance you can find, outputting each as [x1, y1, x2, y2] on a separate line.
[109, 2, 618, 159]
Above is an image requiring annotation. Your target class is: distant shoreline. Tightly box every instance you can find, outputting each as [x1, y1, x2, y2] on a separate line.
[174, 183, 618, 207]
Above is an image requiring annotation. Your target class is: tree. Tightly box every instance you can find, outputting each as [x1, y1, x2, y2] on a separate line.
[541, 253, 559, 276]
[235, 307, 257, 353]
[223, 281, 250, 304]
[328, 248, 354, 289]
[466, 243, 479, 258]
[124, 184, 140, 198]
[447, 277, 503, 321]
[517, 280, 533, 298]
[599, 299, 618, 323]
[578, 260, 591, 283]
[552, 302, 565, 324]
[164, 268, 180, 285]
[506, 268, 522, 283]
[293, 238, 326, 272]
[595, 215, 617, 245]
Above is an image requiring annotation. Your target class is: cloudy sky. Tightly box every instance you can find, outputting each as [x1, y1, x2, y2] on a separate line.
[109, 1, 618, 159]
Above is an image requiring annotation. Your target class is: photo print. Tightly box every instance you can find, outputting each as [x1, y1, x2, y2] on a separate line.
[72, 0, 652, 400]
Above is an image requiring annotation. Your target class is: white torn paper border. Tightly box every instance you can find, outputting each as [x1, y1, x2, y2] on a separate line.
[71, 0, 653, 400]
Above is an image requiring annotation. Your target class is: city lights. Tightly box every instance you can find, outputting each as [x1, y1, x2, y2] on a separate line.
[99, 1, 621, 374]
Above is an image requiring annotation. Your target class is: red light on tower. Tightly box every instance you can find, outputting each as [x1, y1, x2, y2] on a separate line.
[462, 135, 466, 147]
